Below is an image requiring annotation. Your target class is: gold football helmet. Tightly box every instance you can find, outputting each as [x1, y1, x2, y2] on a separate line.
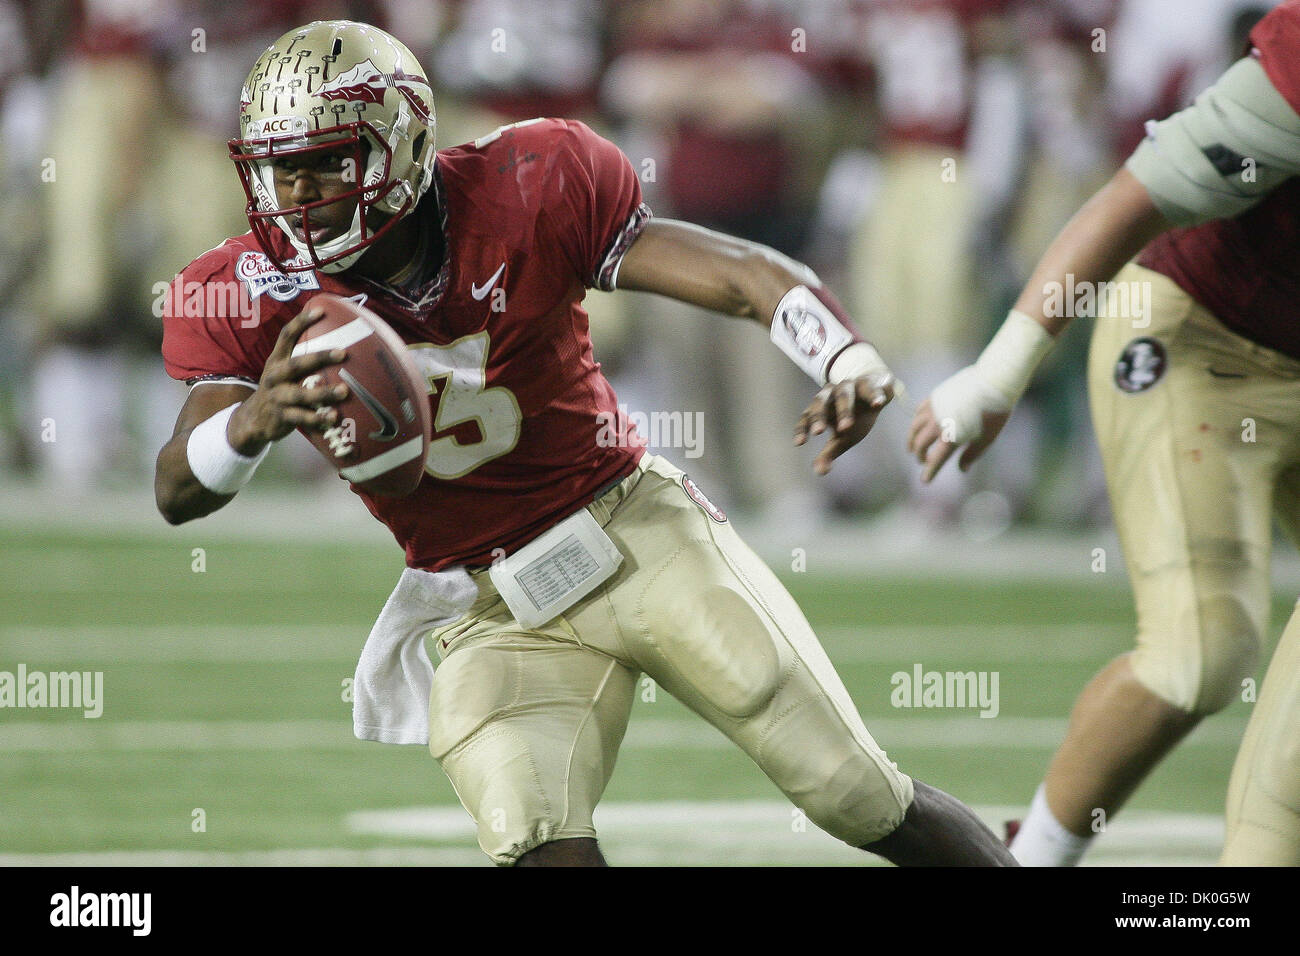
[229, 21, 436, 273]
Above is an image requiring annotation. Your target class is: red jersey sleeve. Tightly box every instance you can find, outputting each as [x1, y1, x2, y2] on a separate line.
[1250, 0, 1300, 115]
[161, 246, 272, 386]
[540, 120, 651, 291]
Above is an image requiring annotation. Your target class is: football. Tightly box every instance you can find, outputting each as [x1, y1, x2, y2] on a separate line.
[290, 293, 432, 497]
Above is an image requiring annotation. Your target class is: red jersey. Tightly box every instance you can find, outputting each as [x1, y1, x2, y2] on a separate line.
[163, 118, 650, 570]
[1250, 0, 1300, 113]
[1137, 1, 1300, 359]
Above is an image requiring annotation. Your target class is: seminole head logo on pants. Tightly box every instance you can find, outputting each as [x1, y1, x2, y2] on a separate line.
[1114, 337, 1168, 393]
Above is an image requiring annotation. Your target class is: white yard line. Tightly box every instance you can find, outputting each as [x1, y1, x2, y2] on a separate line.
[818, 623, 1132, 662]
[0, 625, 363, 662]
[622, 715, 1249, 750]
[0, 715, 1249, 752]
[7, 478, 1300, 586]
[0, 623, 1129, 663]
[0, 803, 1223, 867]
[0, 847, 487, 867]
[349, 801, 1224, 845]
[0, 719, 354, 751]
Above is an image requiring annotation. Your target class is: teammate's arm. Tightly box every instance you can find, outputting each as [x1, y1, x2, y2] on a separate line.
[154, 306, 348, 525]
[909, 53, 1300, 482]
[617, 218, 894, 473]
[906, 169, 1169, 481]
[1009, 169, 1169, 338]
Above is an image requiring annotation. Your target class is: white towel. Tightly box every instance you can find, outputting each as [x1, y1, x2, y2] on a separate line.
[353, 566, 478, 745]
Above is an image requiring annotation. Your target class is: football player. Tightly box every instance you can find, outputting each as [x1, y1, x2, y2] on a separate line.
[154, 20, 1015, 866]
[910, 0, 1300, 865]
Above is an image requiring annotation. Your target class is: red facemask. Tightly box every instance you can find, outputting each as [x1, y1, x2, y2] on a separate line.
[228, 121, 413, 274]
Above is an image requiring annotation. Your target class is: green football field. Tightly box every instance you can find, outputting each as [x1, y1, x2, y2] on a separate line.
[0, 518, 1280, 866]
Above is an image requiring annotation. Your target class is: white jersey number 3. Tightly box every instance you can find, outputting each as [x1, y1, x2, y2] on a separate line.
[407, 332, 522, 479]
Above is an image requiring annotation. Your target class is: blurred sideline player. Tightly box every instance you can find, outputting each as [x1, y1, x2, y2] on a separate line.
[841, 0, 1017, 518]
[910, 0, 1300, 864]
[599, 0, 839, 516]
[31, 0, 340, 489]
[154, 21, 1015, 866]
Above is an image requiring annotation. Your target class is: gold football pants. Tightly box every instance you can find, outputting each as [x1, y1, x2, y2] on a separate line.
[426, 455, 913, 864]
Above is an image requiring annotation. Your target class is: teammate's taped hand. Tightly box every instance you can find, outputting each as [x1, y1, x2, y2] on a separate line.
[926, 366, 1013, 447]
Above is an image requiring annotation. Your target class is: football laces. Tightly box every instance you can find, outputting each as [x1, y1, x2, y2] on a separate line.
[303, 373, 355, 458]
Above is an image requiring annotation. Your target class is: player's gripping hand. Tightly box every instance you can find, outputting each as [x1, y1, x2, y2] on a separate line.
[907, 368, 1011, 484]
[226, 305, 350, 455]
[795, 372, 896, 476]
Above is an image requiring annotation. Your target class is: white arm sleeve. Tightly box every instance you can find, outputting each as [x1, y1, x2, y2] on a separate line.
[1125, 57, 1300, 226]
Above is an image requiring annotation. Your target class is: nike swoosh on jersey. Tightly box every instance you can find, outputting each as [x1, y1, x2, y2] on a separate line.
[339, 368, 400, 440]
[470, 262, 506, 300]
[1206, 367, 1247, 379]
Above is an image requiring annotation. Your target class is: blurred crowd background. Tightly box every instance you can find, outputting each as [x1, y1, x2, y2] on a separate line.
[0, 0, 1280, 536]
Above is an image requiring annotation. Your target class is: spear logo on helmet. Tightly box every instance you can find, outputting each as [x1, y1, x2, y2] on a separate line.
[318, 59, 433, 124]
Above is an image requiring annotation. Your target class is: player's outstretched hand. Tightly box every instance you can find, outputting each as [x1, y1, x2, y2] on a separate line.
[226, 304, 350, 455]
[795, 374, 896, 476]
[907, 393, 1010, 485]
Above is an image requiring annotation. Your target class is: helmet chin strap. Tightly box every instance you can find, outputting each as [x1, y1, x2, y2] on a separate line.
[293, 203, 368, 273]
[257, 152, 361, 270]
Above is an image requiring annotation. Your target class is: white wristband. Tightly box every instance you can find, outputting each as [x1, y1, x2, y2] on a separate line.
[826, 341, 900, 394]
[185, 403, 270, 495]
[973, 309, 1055, 405]
[770, 285, 856, 384]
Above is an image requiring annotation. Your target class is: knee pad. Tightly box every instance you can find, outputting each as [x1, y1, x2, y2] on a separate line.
[1192, 593, 1263, 713]
[755, 690, 913, 845]
[1133, 592, 1262, 714]
[793, 748, 913, 846]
